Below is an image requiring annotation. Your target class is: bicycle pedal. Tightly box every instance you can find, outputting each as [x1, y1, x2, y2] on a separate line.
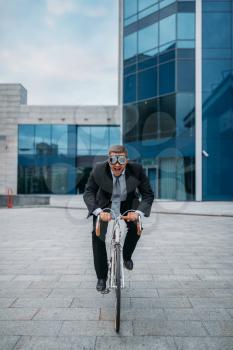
[101, 288, 110, 294]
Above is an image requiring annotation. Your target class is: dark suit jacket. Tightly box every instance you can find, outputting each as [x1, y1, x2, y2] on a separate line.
[83, 161, 154, 217]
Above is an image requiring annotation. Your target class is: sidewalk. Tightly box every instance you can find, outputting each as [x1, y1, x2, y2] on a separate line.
[0, 207, 233, 349]
[49, 195, 233, 217]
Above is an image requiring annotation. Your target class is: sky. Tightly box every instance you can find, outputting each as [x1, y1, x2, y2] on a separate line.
[0, 0, 118, 105]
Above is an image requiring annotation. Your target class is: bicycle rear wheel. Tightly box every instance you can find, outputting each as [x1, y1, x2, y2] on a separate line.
[114, 244, 121, 332]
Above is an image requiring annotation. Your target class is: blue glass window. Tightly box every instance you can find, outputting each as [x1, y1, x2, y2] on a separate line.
[177, 13, 195, 40]
[138, 4, 159, 19]
[124, 74, 136, 103]
[138, 23, 158, 53]
[138, 0, 156, 11]
[159, 61, 175, 95]
[124, 15, 137, 26]
[203, 2, 232, 12]
[124, 0, 137, 18]
[35, 125, 51, 155]
[159, 14, 176, 46]
[91, 127, 108, 155]
[159, 0, 176, 9]
[202, 59, 232, 93]
[18, 125, 35, 154]
[124, 33, 137, 60]
[138, 67, 157, 100]
[77, 126, 91, 155]
[177, 60, 195, 92]
[203, 12, 232, 48]
[110, 126, 121, 145]
[52, 125, 68, 155]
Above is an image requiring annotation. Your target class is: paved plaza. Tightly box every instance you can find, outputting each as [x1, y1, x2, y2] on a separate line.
[0, 205, 233, 349]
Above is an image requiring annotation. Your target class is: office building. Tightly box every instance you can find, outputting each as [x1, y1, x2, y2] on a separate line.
[120, 0, 233, 200]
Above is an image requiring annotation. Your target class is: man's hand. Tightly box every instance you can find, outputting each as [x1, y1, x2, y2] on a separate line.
[124, 212, 139, 222]
[100, 212, 112, 222]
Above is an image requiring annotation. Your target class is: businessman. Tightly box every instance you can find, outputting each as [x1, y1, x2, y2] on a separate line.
[83, 145, 154, 291]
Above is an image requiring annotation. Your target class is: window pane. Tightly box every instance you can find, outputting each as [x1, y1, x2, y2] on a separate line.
[177, 13, 195, 40]
[138, 4, 159, 19]
[138, 23, 158, 53]
[124, 33, 137, 60]
[159, 94, 176, 138]
[177, 60, 195, 92]
[52, 125, 68, 155]
[77, 126, 91, 155]
[139, 98, 159, 140]
[159, 61, 175, 95]
[124, 74, 136, 103]
[203, 12, 232, 48]
[159, 14, 176, 46]
[202, 59, 232, 94]
[138, 67, 157, 100]
[91, 127, 108, 155]
[18, 125, 35, 154]
[35, 125, 51, 155]
[110, 126, 121, 145]
[160, 0, 176, 9]
[124, 0, 137, 18]
[138, 0, 156, 11]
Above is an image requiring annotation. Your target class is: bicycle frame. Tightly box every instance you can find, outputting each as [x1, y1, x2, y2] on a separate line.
[109, 218, 125, 290]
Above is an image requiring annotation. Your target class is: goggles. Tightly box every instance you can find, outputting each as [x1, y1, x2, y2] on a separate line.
[108, 155, 127, 165]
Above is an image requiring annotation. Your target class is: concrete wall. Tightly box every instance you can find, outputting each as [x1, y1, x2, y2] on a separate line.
[0, 84, 27, 195]
[0, 83, 120, 195]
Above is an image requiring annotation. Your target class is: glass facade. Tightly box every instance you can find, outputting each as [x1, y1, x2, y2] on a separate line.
[202, 1, 233, 200]
[18, 124, 120, 194]
[123, 0, 196, 200]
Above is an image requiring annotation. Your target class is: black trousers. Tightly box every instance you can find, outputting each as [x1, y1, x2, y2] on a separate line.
[92, 216, 141, 279]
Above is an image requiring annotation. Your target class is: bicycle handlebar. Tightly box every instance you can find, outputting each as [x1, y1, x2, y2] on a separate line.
[95, 209, 142, 236]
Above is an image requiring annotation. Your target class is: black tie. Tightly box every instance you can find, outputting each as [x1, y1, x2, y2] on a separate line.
[111, 176, 121, 217]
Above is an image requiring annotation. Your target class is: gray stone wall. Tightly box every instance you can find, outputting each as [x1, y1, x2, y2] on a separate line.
[0, 83, 120, 195]
[0, 84, 27, 194]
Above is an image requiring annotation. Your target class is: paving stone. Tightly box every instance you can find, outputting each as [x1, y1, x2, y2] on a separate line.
[95, 336, 177, 350]
[100, 307, 166, 321]
[0, 321, 62, 336]
[0, 298, 16, 308]
[0, 289, 51, 298]
[131, 297, 192, 309]
[133, 320, 207, 336]
[189, 298, 233, 309]
[60, 320, 133, 336]
[11, 298, 73, 308]
[157, 288, 214, 297]
[0, 308, 38, 320]
[14, 336, 96, 350]
[174, 337, 233, 350]
[164, 308, 232, 321]
[71, 296, 131, 308]
[33, 307, 100, 321]
[0, 336, 20, 350]
[204, 321, 233, 336]
[13, 275, 60, 282]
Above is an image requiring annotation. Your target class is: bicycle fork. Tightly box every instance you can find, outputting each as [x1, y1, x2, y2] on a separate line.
[109, 245, 125, 289]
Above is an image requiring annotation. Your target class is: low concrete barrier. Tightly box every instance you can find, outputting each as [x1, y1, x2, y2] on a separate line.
[0, 195, 50, 207]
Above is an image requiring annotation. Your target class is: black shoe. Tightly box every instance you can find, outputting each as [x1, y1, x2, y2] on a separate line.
[124, 259, 133, 271]
[96, 278, 106, 292]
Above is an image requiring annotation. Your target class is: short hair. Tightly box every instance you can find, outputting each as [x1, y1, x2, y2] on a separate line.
[108, 144, 128, 156]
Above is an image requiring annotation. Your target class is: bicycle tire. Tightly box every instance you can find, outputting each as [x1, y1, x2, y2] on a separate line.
[114, 244, 121, 332]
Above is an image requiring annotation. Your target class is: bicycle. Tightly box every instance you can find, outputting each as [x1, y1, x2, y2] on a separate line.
[95, 208, 142, 333]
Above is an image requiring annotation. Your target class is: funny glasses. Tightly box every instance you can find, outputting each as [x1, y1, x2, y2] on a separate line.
[108, 155, 127, 165]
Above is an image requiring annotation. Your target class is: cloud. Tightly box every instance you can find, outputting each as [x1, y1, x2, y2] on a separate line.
[46, 0, 76, 16]
[0, 41, 118, 104]
[46, 0, 107, 18]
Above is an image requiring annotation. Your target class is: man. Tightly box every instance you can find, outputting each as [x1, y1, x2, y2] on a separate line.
[83, 145, 154, 291]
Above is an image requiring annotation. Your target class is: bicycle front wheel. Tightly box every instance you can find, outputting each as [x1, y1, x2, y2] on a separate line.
[114, 244, 121, 332]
